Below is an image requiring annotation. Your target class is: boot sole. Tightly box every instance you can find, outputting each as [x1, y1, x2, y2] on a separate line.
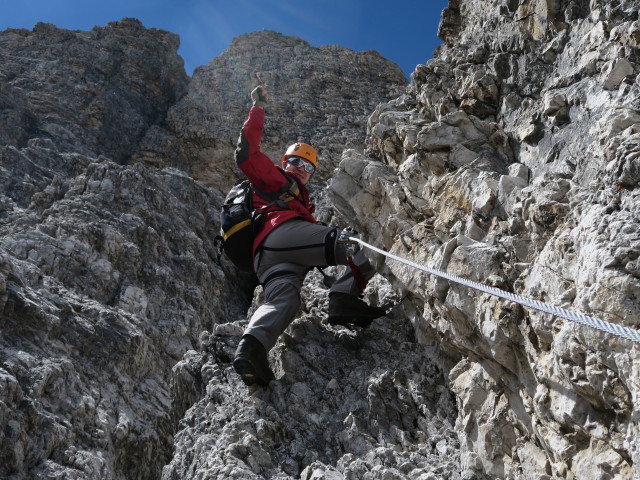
[326, 315, 375, 328]
[233, 357, 271, 387]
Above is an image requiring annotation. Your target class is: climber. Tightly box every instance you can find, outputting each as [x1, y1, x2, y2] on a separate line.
[232, 85, 386, 387]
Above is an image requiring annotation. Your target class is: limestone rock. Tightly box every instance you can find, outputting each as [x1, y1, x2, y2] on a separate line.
[162, 283, 461, 480]
[1, 20, 246, 480]
[0, 19, 419, 480]
[602, 58, 634, 91]
[3, 1, 640, 480]
[329, 0, 640, 478]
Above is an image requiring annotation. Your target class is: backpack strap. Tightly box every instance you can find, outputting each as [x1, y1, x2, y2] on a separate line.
[252, 174, 300, 209]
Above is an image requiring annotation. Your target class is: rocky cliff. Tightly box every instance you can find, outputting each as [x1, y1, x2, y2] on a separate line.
[1, 2, 639, 480]
[329, 0, 640, 478]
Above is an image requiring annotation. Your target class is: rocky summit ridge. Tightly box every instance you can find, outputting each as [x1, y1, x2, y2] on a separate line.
[1, 2, 639, 480]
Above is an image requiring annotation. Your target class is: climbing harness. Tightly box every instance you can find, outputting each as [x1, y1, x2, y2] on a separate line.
[346, 236, 640, 345]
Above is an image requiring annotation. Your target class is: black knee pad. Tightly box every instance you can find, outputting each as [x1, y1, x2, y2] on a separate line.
[324, 227, 341, 266]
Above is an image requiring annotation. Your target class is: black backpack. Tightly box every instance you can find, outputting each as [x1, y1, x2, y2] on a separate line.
[214, 178, 300, 273]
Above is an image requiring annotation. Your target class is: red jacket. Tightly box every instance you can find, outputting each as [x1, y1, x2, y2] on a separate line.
[235, 106, 316, 258]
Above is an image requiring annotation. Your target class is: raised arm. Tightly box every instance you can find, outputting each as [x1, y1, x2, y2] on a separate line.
[234, 86, 288, 193]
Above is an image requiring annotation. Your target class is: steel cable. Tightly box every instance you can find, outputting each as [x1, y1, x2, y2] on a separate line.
[351, 237, 640, 345]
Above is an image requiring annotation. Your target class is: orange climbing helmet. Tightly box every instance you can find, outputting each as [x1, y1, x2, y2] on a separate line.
[281, 142, 318, 169]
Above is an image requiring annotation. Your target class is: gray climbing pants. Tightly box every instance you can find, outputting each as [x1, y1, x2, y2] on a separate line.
[244, 220, 376, 351]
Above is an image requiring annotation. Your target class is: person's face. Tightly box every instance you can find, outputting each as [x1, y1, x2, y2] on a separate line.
[284, 156, 315, 185]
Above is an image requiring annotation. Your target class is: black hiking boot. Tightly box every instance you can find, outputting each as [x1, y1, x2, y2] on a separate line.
[326, 292, 386, 328]
[233, 334, 275, 387]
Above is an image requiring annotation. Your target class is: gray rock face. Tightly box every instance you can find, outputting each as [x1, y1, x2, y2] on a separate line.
[2, 1, 639, 479]
[0, 19, 246, 480]
[0, 19, 417, 480]
[330, 0, 640, 478]
[163, 278, 460, 480]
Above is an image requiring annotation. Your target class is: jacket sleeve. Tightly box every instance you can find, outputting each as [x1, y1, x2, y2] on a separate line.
[234, 106, 288, 193]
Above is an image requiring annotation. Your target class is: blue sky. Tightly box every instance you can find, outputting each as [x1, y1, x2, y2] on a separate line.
[1, 0, 448, 79]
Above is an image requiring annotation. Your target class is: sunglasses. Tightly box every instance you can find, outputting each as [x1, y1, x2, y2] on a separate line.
[286, 156, 315, 174]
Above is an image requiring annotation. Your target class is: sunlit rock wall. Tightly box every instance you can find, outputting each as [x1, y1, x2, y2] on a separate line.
[329, 0, 640, 478]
